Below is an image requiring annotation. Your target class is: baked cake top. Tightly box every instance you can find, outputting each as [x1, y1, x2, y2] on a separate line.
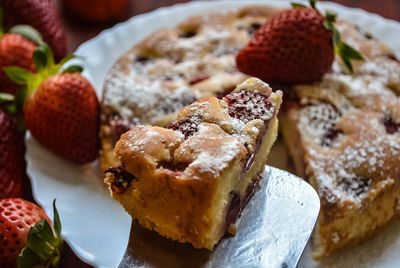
[101, 6, 280, 131]
[290, 21, 400, 214]
[113, 78, 282, 183]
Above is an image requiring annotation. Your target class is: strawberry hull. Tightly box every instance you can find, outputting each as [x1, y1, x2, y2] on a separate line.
[0, 34, 37, 95]
[236, 7, 334, 85]
[24, 73, 100, 164]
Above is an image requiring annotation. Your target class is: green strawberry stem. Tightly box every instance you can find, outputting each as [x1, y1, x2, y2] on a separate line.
[292, 0, 364, 73]
[17, 199, 63, 268]
[5, 43, 83, 96]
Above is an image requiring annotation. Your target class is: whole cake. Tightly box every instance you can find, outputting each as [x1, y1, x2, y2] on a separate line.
[101, 4, 400, 259]
[105, 78, 282, 249]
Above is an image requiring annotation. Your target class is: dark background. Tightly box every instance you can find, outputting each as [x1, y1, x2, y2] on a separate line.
[53, 0, 399, 267]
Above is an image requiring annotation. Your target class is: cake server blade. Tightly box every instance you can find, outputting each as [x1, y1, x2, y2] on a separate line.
[117, 166, 320, 268]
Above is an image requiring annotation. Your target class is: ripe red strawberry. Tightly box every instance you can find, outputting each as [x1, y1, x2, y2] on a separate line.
[6, 44, 99, 164]
[0, 24, 44, 95]
[2, 0, 67, 61]
[236, 0, 363, 84]
[0, 198, 63, 268]
[0, 107, 25, 199]
[62, 0, 130, 22]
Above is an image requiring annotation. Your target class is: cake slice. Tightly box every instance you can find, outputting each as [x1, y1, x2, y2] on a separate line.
[105, 78, 282, 249]
[281, 20, 400, 259]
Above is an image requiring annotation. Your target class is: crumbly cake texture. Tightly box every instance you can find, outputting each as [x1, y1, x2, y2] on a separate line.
[281, 21, 400, 258]
[105, 78, 282, 250]
[101, 5, 400, 258]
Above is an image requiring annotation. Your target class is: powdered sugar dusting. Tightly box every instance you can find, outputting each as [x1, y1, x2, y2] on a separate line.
[102, 10, 256, 132]
[299, 103, 342, 147]
[103, 71, 195, 124]
[306, 133, 400, 204]
[188, 137, 243, 177]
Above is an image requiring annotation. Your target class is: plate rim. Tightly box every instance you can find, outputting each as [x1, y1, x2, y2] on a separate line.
[27, 1, 400, 267]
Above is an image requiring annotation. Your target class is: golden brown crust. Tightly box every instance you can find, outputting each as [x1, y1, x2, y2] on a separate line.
[281, 20, 400, 259]
[105, 78, 282, 249]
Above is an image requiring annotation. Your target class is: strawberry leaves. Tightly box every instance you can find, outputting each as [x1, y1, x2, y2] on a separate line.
[291, 3, 307, 8]
[292, 0, 316, 9]
[9, 25, 44, 46]
[323, 9, 364, 72]
[5, 42, 83, 95]
[4, 67, 34, 84]
[17, 200, 63, 268]
[292, 0, 364, 73]
[62, 65, 83, 73]
[33, 45, 51, 71]
[0, 92, 14, 103]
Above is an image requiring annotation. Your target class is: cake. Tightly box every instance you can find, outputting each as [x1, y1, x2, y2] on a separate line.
[105, 78, 282, 249]
[101, 4, 400, 258]
[280, 21, 400, 259]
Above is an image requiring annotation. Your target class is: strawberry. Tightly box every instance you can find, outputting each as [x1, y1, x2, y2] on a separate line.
[62, 0, 130, 22]
[0, 13, 44, 95]
[5, 43, 99, 164]
[236, 0, 364, 84]
[0, 104, 25, 199]
[2, 0, 67, 61]
[0, 198, 63, 268]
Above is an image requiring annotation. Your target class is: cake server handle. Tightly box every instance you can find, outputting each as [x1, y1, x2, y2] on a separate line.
[118, 166, 320, 268]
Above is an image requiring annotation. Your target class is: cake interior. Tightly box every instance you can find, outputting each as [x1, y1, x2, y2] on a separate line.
[105, 116, 278, 249]
[105, 78, 282, 250]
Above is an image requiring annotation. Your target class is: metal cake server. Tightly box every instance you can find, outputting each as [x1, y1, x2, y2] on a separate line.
[117, 166, 320, 268]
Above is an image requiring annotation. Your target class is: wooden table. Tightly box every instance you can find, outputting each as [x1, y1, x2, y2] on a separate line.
[55, 0, 399, 267]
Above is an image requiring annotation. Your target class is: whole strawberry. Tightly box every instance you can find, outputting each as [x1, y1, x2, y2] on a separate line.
[236, 0, 363, 84]
[0, 104, 25, 199]
[1, 0, 67, 61]
[62, 0, 130, 22]
[6, 44, 99, 164]
[0, 198, 63, 268]
[0, 18, 43, 95]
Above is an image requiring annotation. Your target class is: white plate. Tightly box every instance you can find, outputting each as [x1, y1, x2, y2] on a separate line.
[26, 1, 400, 267]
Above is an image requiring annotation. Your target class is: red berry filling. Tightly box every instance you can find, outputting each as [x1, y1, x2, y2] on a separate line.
[179, 30, 197, 38]
[224, 90, 273, 123]
[226, 191, 241, 228]
[383, 114, 400, 134]
[321, 128, 343, 147]
[167, 117, 199, 139]
[248, 23, 261, 35]
[105, 165, 136, 193]
[337, 175, 371, 197]
[189, 74, 210, 85]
